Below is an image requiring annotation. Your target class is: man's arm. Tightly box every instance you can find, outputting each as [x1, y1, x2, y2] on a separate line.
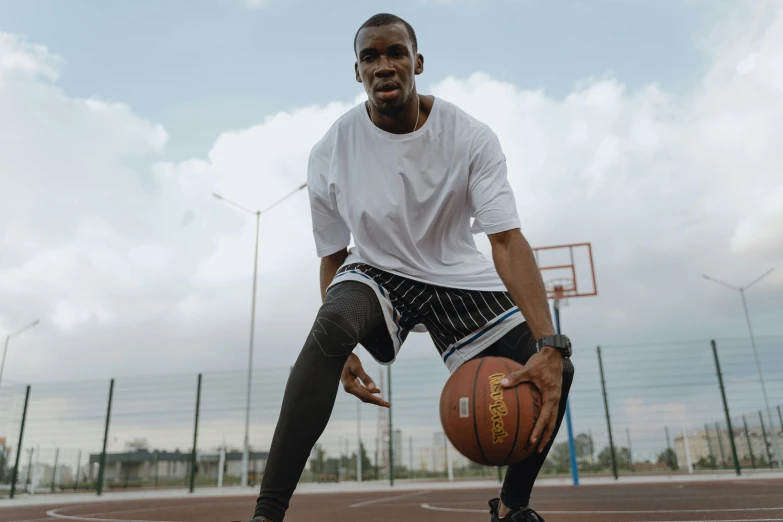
[320, 248, 348, 302]
[488, 228, 564, 453]
[488, 229, 555, 341]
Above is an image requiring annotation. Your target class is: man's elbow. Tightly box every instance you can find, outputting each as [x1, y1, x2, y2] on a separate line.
[487, 228, 523, 251]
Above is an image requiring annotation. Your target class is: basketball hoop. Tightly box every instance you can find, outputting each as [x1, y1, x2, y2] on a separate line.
[545, 277, 574, 307]
[534, 242, 597, 299]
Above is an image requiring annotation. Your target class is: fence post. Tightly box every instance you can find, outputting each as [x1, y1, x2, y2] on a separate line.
[51, 447, 60, 493]
[715, 421, 727, 469]
[190, 373, 202, 493]
[759, 411, 773, 469]
[597, 346, 618, 479]
[357, 401, 362, 483]
[123, 452, 130, 489]
[743, 416, 755, 469]
[704, 423, 715, 468]
[711, 340, 741, 476]
[665, 426, 677, 469]
[97, 378, 115, 496]
[409, 436, 414, 479]
[10, 385, 31, 499]
[74, 450, 81, 491]
[154, 452, 159, 487]
[387, 364, 393, 486]
[25, 448, 33, 490]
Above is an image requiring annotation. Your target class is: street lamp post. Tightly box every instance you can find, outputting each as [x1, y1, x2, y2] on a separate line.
[0, 320, 41, 391]
[213, 182, 307, 487]
[702, 268, 782, 470]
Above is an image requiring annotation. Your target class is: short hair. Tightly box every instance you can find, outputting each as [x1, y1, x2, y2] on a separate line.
[354, 13, 418, 55]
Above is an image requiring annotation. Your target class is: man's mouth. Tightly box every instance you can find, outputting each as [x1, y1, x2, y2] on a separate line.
[376, 82, 400, 100]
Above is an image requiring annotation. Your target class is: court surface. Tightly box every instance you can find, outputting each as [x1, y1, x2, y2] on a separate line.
[0, 478, 781, 522]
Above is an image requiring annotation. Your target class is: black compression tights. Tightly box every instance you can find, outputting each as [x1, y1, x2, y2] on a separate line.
[253, 282, 384, 521]
[253, 281, 574, 521]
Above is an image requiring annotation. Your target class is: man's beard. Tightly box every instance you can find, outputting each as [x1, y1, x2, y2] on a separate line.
[373, 90, 411, 116]
[377, 100, 406, 116]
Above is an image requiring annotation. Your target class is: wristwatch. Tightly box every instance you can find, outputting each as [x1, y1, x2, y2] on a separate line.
[537, 334, 572, 358]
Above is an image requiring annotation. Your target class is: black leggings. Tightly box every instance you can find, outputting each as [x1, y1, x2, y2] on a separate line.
[253, 281, 574, 521]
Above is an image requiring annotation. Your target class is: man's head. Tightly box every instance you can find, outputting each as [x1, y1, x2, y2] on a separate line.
[354, 13, 424, 116]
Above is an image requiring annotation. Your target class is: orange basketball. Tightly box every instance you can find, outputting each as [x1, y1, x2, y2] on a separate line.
[439, 356, 541, 466]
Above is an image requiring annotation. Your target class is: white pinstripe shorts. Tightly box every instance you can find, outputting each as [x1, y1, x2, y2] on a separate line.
[328, 262, 525, 373]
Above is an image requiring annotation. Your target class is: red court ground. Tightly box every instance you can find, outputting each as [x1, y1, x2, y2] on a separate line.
[0, 478, 780, 522]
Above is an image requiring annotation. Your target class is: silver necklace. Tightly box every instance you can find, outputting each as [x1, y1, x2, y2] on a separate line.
[368, 94, 420, 132]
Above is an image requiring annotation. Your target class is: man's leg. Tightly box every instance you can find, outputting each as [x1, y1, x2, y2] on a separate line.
[252, 281, 386, 521]
[476, 322, 575, 514]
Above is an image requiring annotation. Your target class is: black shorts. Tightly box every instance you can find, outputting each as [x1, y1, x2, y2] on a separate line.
[328, 262, 525, 373]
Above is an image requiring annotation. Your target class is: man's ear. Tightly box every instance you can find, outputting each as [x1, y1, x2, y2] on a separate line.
[415, 53, 424, 75]
[355, 61, 362, 83]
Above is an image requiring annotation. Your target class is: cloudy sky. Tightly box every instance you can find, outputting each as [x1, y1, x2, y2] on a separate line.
[1, 0, 782, 402]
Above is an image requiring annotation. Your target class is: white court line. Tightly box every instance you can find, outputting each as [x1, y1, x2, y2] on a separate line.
[420, 504, 483, 513]
[649, 518, 783, 522]
[420, 503, 783, 515]
[348, 490, 431, 508]
[49, 500, 245, 519]
[46, 506, 186, 522]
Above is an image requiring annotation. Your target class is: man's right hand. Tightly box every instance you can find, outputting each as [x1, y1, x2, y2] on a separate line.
[341, 353, 390, 408]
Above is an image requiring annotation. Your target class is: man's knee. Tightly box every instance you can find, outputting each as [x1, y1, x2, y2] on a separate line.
[308, 281, 382, 358]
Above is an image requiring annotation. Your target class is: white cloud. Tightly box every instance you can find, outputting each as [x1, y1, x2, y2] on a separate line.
[0, 32, 61, 82]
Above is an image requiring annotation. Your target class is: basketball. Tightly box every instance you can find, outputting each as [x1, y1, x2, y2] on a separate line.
[439, 356, 541, 466]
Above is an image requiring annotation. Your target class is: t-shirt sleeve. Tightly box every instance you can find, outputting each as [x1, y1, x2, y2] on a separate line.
[467, 127, 521, 235]
[307, 149, 351, 257]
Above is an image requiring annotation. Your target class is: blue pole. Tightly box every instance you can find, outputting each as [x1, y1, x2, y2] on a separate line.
[554, 301, 579, 486]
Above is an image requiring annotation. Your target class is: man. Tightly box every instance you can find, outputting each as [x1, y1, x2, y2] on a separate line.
[249, 13, 574, 522]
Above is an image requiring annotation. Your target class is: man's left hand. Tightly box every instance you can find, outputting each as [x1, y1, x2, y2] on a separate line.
[500, 347, 564, 453]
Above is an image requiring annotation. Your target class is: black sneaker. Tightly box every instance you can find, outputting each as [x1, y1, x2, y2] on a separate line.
[488, 498, 545, 522]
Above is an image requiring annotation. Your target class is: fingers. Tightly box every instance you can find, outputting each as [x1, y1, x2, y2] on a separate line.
[346, 382, 390, 407]
[356, 368, 378, 393]
[344, 353, 380, 393]
[529, 399, 554, 449]
[500, 368, 530, 388]
[537, 405, 559, 453]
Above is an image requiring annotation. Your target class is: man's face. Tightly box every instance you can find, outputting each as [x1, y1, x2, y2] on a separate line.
[355, 23, 424, 116]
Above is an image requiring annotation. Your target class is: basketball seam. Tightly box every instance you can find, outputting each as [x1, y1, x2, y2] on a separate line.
[472, 358, 489, 465]
[501, 358, 521, 465]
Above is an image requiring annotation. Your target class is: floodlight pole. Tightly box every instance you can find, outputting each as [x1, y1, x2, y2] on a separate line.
[0, 320, 40, 391]
[702, 268, 782, 469]
[213, 183, 307, 487]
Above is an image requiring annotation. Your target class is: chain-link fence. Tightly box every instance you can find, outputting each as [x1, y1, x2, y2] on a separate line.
[0, 335, 780, 498]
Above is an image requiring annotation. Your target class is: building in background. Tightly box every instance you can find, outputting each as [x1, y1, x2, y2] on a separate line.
[87, 448, 268, 486]
[674, 426, 782, 469]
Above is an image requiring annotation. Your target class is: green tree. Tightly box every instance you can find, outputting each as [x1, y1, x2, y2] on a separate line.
[657, 448, 678, 470]
[574, 433, 594, 460]
[597, 445, 631, 471]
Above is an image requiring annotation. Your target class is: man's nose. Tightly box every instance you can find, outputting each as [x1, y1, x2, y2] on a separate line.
[374, 56, 395, 77]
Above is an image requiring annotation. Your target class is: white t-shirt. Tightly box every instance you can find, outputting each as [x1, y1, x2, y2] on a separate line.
[307, 97, 521, 292]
